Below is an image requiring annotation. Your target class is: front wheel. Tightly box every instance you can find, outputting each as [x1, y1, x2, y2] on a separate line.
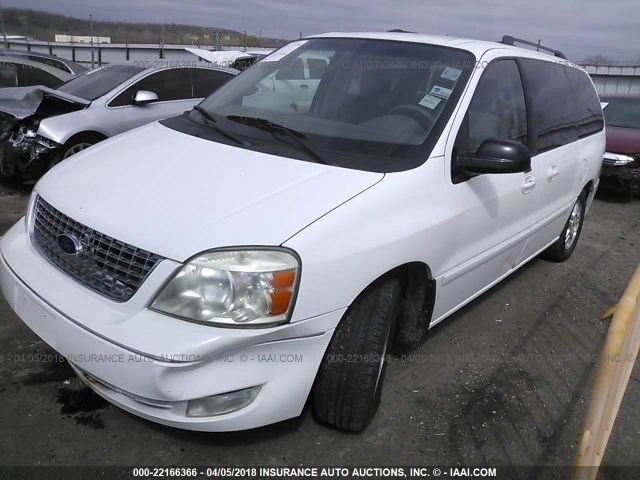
[313, 277, 400, 432]
[541, 190, 587, 262]
[48, 133, 104, 172]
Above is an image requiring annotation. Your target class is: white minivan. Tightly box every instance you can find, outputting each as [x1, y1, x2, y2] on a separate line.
[0, 32, 605, 433]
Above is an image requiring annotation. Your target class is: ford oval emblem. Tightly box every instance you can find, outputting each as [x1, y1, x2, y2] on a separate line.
[57, 233, 81, 255]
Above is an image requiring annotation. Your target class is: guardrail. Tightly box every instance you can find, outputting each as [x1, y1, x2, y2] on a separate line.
[573, 264, 640, 480]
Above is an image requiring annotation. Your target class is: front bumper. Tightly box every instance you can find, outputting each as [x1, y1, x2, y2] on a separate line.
[599, 162, 640, 193]
[0, 220, 340, 431]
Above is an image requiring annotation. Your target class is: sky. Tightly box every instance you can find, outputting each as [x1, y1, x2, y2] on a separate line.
[4, 0, 640, 61]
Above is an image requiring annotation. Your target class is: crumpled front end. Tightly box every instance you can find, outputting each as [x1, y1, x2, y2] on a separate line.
[0, 86, 88, 179]
[0, 113, 60, 178]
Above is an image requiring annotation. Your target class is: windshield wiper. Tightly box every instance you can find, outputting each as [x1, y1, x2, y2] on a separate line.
[226, 115, 330, 165]
[192, 106, 244, 146]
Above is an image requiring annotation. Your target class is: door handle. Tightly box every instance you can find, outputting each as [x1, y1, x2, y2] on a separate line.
[300, 84, 309, 89]
[522, 174, 536, 194]
[547, 165, 560, 181]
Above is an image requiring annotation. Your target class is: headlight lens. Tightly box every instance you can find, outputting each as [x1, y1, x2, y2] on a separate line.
[150, 249, 299, 327]
[603, 152, 635, 166]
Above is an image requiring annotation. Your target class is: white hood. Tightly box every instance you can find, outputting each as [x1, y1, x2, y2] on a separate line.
[36, 122, 383, 261]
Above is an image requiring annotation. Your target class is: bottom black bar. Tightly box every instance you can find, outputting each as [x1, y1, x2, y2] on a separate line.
[0, 466, 639, 480]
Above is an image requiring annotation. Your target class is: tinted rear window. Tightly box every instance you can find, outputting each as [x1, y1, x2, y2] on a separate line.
[566, 68, 604, 138]
[519, 59, 577, 153]
[58, 65, 144, 100]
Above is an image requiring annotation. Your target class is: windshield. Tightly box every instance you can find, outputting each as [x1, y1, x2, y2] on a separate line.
[57, 65, 144, 100]
[602, 97, 640, 129]
[195, 37, 474, 172]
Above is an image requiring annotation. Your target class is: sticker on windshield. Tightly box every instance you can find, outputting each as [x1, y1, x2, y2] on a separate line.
[440, 67, 462, 81]
[418, 94, 441, 110]
[430, 85, 452, 99]
[261, 40, 308, 62]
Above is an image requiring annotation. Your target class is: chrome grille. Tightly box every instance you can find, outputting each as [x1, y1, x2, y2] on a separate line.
[32, 196, 163, 301]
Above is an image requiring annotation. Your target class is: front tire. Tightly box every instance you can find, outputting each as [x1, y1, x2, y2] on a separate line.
[49, 133, 105, 171]
[313, 277, 400, 432]
[541, 190, 587, 262]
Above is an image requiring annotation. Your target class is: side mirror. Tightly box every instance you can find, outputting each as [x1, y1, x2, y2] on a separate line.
[456, 138, 531, 175]
[132, 90, 159, 105]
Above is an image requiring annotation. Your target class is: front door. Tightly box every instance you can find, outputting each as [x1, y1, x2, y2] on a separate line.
[433, 58, 538, 323]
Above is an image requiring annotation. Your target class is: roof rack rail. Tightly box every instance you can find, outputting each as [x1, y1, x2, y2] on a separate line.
[388, 29, 414, 33]
[500, 35, 567, 60]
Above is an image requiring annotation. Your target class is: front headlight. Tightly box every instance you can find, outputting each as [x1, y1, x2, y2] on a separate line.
[150, 248, 300, 327]
[603, 152, 635, 166]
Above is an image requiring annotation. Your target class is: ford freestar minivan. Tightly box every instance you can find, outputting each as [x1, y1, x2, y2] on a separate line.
[0, 32, 604, 433]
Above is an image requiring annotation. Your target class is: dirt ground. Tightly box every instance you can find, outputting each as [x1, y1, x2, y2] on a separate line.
[0, 182, 638, 478]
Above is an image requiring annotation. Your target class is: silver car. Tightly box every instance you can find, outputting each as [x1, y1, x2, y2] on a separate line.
[0, 63, 237, 179]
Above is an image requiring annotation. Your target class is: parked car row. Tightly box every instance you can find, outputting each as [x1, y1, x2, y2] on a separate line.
[0, 61, 237, 178]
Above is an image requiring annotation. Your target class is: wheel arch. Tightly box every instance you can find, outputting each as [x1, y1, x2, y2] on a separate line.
[346, 261, 436, 349]
[582, 179, 596, 211]
[63, 130, 109, 147]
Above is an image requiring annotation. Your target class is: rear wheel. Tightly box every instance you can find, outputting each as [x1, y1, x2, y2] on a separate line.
[541, 190, 587, 262]
[313, 277, 400, 432]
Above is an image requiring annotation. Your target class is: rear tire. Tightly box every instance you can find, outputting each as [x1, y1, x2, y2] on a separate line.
[313, 277, 400, 432]
[541, 190, 587, 262]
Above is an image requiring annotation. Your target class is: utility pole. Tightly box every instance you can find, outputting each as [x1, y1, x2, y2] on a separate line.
[0, 0, 8, 49]
[160, 24, 165, 59]
[90, 14, 95, 69]
[243, 30, 246, 52]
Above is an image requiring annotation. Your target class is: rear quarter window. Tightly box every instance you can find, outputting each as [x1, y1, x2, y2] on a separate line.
[566, 68, 604, 138]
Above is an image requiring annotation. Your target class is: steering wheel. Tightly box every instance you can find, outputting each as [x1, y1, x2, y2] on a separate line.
[389, 104, 437, 125]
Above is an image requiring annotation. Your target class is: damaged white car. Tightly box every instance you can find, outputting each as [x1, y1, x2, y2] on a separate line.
[0, 63, 237, 179]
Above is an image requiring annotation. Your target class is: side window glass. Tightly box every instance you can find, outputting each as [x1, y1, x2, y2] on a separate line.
[518, 59, 577, 152]
[193, 69, 233, 98]
[109, 69, 193, 106]
[0, 64, 18, 87]
[16, 64, 62, 88]
[109, 83, 137, 107]
[566, 68, 604, 138]
[456, 59, 528, 155]
[135, 68, 193, 101]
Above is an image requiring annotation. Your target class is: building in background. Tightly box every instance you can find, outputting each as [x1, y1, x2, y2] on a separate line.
[583, 65, 640, 96]
[54, 35, 111, 44]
